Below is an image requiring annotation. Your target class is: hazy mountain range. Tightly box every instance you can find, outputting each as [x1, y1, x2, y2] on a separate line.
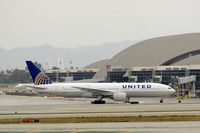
[0, 41, 134, 70]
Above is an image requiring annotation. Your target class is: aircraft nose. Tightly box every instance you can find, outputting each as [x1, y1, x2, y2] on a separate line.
[170, 87, 176, 94]
[166, 86, 176, 95]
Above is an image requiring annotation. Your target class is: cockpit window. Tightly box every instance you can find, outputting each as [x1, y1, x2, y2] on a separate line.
[168, 87, 171, 89]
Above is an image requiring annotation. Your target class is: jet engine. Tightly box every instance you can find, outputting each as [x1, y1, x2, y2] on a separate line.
[112, 92, 127, 101]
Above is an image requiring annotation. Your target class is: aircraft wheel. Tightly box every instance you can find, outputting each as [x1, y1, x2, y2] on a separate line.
[91, 100, 106, 104]
[160, 98, 163, 103]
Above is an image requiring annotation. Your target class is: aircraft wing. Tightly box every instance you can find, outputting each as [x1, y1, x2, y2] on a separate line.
[16, 83, 47, 90]
[25, 85, 47, 90]
[71, 86, 114, 96]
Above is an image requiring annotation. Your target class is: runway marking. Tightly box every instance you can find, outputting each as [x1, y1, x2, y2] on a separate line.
[0, 109, 200, 116]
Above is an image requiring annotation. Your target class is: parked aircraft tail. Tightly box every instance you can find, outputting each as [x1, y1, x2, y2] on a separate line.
[26, 61, 52, 85]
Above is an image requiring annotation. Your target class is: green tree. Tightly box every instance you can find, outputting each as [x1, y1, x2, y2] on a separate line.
[8, 69, 31, 83]
[0, 62, 43, 83]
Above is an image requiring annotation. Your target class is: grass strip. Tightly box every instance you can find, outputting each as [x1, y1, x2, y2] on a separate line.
[0, 115, 200, 124]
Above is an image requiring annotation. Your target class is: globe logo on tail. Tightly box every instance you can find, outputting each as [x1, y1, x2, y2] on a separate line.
[35, 72, 52, 85]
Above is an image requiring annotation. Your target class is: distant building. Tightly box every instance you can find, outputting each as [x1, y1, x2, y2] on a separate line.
[85, 33, 200, 96]
[45, 68, 98, 82]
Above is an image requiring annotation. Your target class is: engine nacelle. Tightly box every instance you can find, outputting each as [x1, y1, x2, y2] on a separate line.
[112, 92, 127, 101]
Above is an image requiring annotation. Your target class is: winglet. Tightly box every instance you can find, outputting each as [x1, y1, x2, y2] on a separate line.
[26, 61, 52, 85]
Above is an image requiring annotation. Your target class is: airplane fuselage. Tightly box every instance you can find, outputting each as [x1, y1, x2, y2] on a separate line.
[33, 82, 175, 98]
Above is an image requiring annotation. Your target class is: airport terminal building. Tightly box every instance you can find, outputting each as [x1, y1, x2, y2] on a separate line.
[46, 33, 200, 96]
[46, 69, 97, 82]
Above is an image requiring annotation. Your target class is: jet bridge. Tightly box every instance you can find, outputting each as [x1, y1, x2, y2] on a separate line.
[175, 75, 196, 98]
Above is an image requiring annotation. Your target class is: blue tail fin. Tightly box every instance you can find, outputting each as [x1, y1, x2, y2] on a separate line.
[26, 61, 52, 85]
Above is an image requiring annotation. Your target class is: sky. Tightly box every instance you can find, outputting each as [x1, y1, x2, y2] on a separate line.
[0, 0, 200, 49]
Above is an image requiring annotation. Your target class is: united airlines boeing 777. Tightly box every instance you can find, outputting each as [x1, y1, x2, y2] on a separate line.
[20, 61, 175, 104]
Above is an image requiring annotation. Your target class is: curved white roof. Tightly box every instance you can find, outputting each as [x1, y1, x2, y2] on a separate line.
[92, 33, 200, 79]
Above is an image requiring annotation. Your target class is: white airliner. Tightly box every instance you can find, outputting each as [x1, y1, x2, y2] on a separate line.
[18, 61, 175, 104]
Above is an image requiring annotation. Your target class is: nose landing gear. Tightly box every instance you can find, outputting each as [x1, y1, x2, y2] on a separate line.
[160, 98, 163, 103]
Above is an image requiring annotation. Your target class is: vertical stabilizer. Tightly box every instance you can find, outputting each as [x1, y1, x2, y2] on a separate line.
[26, 61, 52, 85]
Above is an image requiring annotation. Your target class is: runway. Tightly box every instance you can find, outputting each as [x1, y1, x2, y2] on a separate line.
[0, 95, 200, 132]
[0, 95, 200, 118]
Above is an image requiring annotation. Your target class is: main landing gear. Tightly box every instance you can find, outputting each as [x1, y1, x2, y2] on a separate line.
[124, 97, 130, 103]
[91, 95, 106, 104]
